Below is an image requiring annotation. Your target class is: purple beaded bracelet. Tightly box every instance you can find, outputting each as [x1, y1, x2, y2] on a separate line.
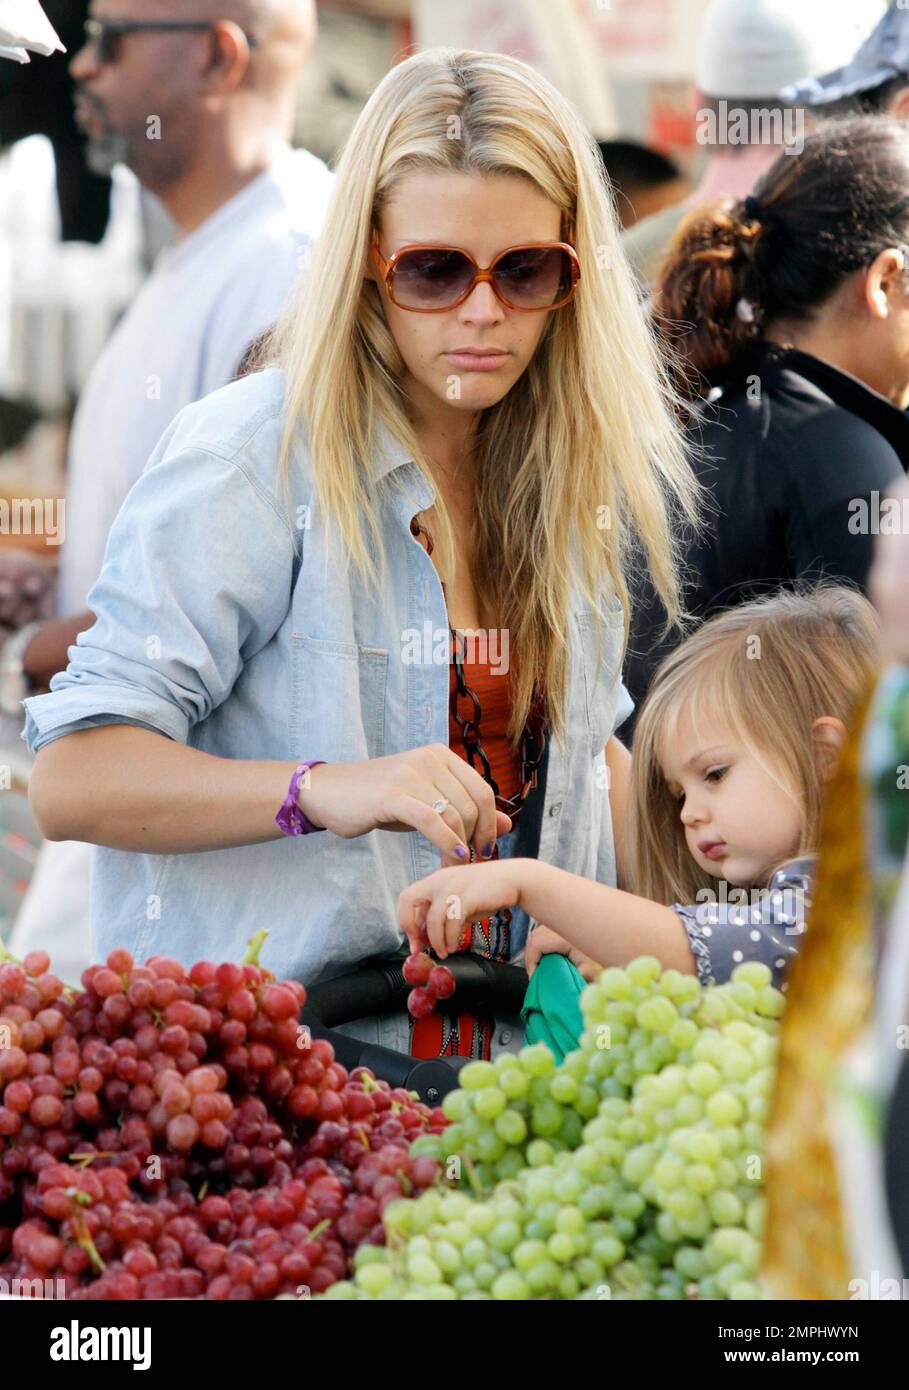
[275, 760, 326, 836]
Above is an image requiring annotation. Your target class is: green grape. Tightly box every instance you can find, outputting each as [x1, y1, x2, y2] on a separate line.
[521, 1043, 557, 1078]
[708, 1190, 744, 1226]
[355, 1262, 395, 1295]
[476, 1129, 507, 1163]
[531, 1100, 564, 1137]
[489, 1220, 522, 1254]
[407, 1255, 443, 1286]
[491, 1270, 531, 1299]
[473, 1087, 508, 1120]
[579, 1184, 611, 1219]
[706, 1089, 744, 1125]
[730, 1280, 763, 1300]
[669, 1018, 699, 1050]
[627, 956, 662, 986]
[636, 997, 679, 1034]
[499, 1066, 531, 1100]
[685, 1163, 717, 1196]
[622, 1143, 658, 1186]
[548, 1231, 576, 1263]
[463, 1233, 491, 1268]
[555, 1205, 586, 1236]
[674, 1094, 705, 1124]
[598, 967, 634, 999]
[558, 1111, 584, 1148]
[459, 1060, 499, 1090]
[745, 1196, 766, 1239]
[673, 1246, 707, 1280]
[688, 1062, 722, 1096]
[442, 1088, 472, 1122]
[496, 1147, 526, 1181]
[576, 1256, 605, 1288]
[466, 1204, 496, 1235]
[553, 1171, 585, 1204]
[557, 1270, 581, 1299]
[526, 1138, 556, 1167]
[688, 1129, 722, 1164]
[756, 985, 785, 1018]
[527, 1259, 561, 1294]
[473, 1261, 498, 1290]
[730, 960, 772, 990]
[512, 1238, 549, 1272]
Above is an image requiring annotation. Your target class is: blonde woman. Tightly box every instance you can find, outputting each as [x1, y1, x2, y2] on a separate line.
[401, 588, 879, 991]
[25, 49, 695, 1060]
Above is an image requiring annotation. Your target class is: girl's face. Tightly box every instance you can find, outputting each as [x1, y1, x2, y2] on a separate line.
[373, 171, 562, 421]
[661, 706, 803, 888]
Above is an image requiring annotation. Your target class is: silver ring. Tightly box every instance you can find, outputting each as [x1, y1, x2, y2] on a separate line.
[432, 797, 450, 815]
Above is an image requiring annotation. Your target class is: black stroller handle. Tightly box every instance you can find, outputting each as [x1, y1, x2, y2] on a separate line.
[298, 952, 529, 1105]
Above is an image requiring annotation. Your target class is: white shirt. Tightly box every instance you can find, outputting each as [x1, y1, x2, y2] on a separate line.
[58, 144, 333, 613]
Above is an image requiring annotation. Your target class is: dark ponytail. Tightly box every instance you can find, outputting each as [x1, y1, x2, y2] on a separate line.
[656, 116, 909, 402]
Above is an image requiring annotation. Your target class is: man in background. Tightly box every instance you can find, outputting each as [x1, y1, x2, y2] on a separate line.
[8, 0, 332, 979]
[597, 139, 688, 231]
[623, 0, 885, 290]
[782, 2, 909, 120]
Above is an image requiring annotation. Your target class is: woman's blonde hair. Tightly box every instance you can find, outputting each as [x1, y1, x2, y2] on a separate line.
[267, 48, 699, 745]
[630, 586, 880, 904]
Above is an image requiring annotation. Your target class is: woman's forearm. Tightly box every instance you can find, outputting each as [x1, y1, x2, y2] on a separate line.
[29, 725, 299, 853]
[519, 859, 697, 974]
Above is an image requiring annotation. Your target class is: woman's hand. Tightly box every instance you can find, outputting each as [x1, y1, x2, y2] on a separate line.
[397, 858, 528, 957]
[297, 745, 512, 867]
[525, 923, 602, 980]
[870, 478, 909, 667]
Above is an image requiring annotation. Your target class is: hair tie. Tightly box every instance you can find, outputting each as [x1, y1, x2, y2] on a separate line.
[742, 195, 763, 223]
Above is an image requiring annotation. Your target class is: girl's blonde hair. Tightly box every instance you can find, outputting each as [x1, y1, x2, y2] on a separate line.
[267, 48, 699, 745]
[630, 586, 880, 904]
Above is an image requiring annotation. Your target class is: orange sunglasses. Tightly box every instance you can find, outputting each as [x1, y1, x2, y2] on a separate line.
[370, 228, 581, 313]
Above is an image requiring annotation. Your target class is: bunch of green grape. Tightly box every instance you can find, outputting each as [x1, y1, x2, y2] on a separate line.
[321, 958, 782, 1300]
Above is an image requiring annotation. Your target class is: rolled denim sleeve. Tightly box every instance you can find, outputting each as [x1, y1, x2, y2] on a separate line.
[23, 438, 296, 754]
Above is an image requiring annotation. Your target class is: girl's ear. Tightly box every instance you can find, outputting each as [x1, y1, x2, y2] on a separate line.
[812, 716, 847, 784]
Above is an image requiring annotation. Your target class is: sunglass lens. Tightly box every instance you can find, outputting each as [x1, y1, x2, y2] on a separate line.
[493, 247, 574, 308]
[390, 249, 475, 309]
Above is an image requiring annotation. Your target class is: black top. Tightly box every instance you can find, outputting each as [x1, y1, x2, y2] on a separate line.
[623, 342, 909, 725]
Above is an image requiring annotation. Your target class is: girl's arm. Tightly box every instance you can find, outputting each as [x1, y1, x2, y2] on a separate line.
[398, 856, 697, 974]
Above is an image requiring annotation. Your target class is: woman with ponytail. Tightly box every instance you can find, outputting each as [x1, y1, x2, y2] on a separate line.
[626, 117, 909, 715]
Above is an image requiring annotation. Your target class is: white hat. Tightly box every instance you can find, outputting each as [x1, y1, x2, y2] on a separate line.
[696, 0, 887, 100]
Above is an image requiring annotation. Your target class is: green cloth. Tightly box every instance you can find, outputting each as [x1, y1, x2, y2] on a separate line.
[521, 953, 586, 1064]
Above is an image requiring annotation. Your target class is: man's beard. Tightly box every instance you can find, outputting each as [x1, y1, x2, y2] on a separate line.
[83, 126, 131, 177]
[75, 90, 132, 176]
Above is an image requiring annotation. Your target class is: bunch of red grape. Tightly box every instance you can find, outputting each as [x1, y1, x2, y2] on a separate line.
[0, 941, 448, 1298]
[403, 950, 456, 1020]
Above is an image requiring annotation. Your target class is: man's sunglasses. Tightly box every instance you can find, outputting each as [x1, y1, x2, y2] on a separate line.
[370, 230, 581, 313]
[82, 17, 257, 65]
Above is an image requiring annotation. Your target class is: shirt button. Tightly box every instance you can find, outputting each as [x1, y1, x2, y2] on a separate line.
[424, 703, 432, 727]
[548, 802, 562, 817]
[499, 1029, 512, 1045]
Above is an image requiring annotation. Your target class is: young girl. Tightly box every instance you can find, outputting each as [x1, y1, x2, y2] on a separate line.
[398, 587, 880, 989]
[23, 48, 697, 1061]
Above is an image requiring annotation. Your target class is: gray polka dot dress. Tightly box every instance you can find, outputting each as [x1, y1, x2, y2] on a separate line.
[671, 856, 815, 990]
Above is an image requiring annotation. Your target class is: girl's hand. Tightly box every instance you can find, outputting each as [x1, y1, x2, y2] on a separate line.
[397, 859, 527, 958]
[870, 478, 909, 666]
[297, 746, 512, 867]
[525, 923, 602, 980]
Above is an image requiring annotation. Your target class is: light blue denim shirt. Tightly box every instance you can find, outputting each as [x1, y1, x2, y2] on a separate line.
[23, 368, 632, 1054]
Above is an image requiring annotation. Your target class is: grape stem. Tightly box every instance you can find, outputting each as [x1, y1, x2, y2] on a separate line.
[241, 930, 269, 967]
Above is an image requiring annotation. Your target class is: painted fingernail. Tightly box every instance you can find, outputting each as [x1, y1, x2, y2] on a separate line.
[482, 842, 494, 859]
[454, 844, 469, 860]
